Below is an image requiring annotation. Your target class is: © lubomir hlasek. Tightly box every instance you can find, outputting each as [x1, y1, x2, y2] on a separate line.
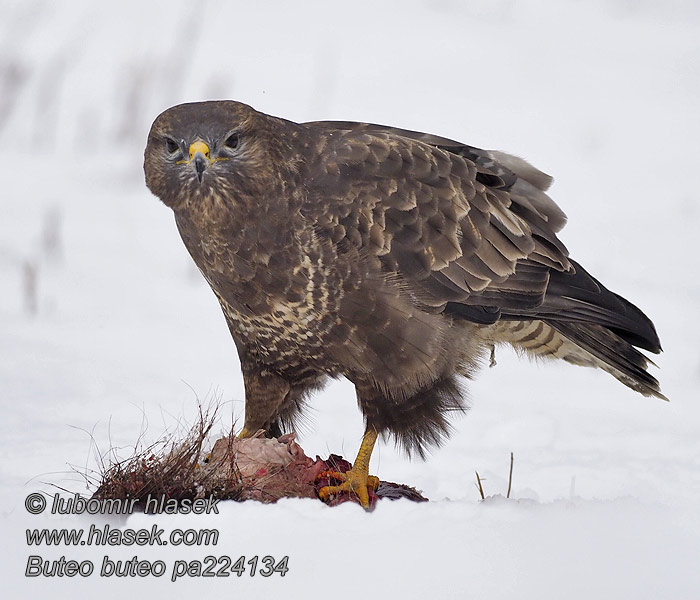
[143, 100, 664, 509]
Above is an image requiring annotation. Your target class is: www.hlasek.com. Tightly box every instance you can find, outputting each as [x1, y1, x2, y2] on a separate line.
[24, 492, 289, 580]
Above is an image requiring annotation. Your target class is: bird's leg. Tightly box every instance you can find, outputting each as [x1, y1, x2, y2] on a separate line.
[317, 427, 380, 509]
[237, 366, 291, 439]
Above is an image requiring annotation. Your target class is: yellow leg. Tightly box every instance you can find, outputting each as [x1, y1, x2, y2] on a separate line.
[318, 428, 380, 509]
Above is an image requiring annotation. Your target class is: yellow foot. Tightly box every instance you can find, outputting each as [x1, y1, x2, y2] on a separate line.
[317, 469, 380, 509]
[238, 427, 263, 439]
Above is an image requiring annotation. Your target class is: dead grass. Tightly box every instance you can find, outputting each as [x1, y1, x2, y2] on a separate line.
[90, 404, 243, 507]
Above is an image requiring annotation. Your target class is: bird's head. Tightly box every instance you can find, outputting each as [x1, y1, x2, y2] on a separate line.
[144, 100, 301, 211]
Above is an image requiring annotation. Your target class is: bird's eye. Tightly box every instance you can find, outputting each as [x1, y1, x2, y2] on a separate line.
[224, 133, 240, 150]
[164, 137, 180, 154]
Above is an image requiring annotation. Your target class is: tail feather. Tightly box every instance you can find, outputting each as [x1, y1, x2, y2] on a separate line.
[491, 259, 665, 399]
[547, 320, 666, 400]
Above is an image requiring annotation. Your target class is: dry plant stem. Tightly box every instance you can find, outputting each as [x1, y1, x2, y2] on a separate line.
[507, 452, 514, 499]
[23, 259, 38, 316]
[475, 471, 485, 500]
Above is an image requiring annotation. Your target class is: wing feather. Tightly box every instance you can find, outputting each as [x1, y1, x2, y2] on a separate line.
[305, 122, 569, 312]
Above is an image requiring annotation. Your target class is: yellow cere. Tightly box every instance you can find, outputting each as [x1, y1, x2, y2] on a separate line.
[189, 141, 210, 160]
[176, 140, 229, 165]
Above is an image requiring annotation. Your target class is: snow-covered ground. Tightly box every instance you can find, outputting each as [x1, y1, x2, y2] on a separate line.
[1, 1, 699, 598]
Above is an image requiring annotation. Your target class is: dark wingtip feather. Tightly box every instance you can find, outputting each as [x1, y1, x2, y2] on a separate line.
[544, 260, 662, 354]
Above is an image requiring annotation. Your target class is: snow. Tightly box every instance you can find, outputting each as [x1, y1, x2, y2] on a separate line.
[1, 1, 699, 598]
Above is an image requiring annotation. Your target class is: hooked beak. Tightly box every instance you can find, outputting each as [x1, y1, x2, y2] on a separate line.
[189, 141, 210, 183]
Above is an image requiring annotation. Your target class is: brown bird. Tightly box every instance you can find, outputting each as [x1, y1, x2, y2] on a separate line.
[144, 101, 664, 508]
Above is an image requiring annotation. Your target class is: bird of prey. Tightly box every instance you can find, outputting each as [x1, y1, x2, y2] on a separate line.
[144, 101, 664, 508]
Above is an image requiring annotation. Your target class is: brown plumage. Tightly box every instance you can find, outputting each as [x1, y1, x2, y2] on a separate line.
[144, 101, 664, 496]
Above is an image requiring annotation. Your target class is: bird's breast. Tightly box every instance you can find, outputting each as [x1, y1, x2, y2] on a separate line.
[216, 252, 343, 370]
[177, 206, 346, 369]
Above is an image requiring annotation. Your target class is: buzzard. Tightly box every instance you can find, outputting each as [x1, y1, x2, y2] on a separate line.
[144, 101, 664, 508]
